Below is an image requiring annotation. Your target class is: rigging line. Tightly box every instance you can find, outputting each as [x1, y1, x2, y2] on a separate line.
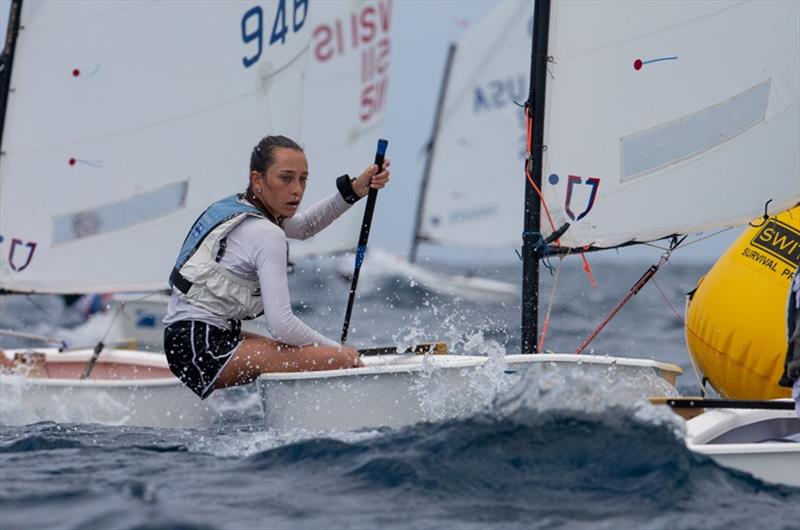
[524, 108, 558, 237]
[580, 249, 597, 289]
[679, 227, 736, 248]
[99, 298, 127, 344]
[651, 277, 725, 358]
[635, 227, 737, 252]
[639, 241, 672, 251]
[0, 329, 68, 349]
[80, 295, 127, 380]
[651, 277, 685, 324]
[538, 252, 567, 352]
[118, 291, 167, 304]
[574, 244, 680, 354]
[24, 294, 59, 321]
[525, 107, 599, 289]
[540, 247, 556, 275]
[516, 231, 555, 274]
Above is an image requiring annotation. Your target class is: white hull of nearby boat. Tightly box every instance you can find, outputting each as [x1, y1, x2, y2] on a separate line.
[105, 293, 172, 351]
[258, 353, 682, 432]
[337, 249, 516, 301]
[69, 293, 260, 352]
[0, 348, 217, 428]
[685, 405, 800, 487]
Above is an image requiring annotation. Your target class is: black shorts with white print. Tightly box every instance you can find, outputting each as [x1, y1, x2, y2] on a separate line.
[163, 320, 242, 399]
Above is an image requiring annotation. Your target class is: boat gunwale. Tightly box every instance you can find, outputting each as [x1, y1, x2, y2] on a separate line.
[2, 347, 168, 366]
[0, 373, 182, 388]
[258, 352, 683, 382]
[686, 405, 799, 446]
[0, 347, 179, 387]
[687, 441, 800, 456]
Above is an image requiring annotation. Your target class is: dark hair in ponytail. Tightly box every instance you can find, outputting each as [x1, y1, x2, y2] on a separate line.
[249, 135, 303, 173]
[245, 135, 304, 224]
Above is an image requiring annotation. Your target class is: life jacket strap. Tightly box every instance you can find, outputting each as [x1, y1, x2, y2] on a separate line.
[170, 267, 192, 294]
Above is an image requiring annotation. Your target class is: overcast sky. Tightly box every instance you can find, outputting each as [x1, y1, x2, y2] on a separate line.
[0, 0, 739, 266]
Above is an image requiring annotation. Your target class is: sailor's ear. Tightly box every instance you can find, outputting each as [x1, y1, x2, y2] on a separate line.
[249, 170, 262, 188]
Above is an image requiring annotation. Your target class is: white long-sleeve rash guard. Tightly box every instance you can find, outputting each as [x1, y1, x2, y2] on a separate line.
[164, 191, 352, 347]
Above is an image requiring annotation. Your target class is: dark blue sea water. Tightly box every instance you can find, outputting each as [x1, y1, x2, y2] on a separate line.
[2, 257, 799, 529]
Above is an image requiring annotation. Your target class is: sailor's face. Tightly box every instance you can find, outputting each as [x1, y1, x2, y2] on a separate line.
[257, 148, 308, 219]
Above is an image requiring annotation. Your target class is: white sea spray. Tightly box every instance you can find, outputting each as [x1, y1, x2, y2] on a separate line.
[492, 363, 686, 439]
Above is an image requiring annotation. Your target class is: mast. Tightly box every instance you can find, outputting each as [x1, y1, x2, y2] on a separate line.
[0, 0, 23, 157]
[521, 0, 551, 354]
[0, 0, 23, 295]
[409, 43, 457, 263]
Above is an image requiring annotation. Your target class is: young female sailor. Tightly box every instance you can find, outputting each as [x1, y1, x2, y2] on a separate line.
[163, 135, 390, 399]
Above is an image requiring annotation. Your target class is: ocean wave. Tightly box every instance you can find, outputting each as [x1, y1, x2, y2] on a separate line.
[233, 406, 799, 529]
[0, 434, 88, 453]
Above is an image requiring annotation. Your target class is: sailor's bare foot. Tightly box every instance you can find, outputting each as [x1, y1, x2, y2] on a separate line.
[0, 351, 16, 372]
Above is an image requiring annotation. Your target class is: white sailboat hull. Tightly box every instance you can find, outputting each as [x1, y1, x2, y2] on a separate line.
[685, 406, 800, 487]
[0, 348, 217, 428]
[336, 249, 516, 301]
[258, 353, 682, 431]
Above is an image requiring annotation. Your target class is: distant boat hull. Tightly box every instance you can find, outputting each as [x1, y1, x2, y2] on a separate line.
[0, 348, 218, 428]
[258, 353, 682, 431]
[685, 405, 800, 487]
[336, 248, 516, 301]
[66, 293, 265, 352]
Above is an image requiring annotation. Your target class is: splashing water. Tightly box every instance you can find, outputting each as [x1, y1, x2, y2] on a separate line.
[493, 363, 686, 439]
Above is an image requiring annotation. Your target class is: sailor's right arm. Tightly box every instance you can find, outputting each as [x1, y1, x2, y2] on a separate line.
[249, 223, 339, 348]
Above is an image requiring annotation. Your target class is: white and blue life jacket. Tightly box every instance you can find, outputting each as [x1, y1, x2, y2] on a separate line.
[169, 194, 266, 320]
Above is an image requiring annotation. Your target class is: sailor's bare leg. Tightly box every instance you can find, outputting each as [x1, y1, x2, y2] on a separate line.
[214, 333, 362, 389]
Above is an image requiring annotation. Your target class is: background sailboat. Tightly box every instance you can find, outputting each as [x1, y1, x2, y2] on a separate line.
[0, 0, 392, 426]
[337, 1, 532, 302]
[413, 0, 529, 260]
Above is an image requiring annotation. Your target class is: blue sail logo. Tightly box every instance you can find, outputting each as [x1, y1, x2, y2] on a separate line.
[564, 175, 600, 221]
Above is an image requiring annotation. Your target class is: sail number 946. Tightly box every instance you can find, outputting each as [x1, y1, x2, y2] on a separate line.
[241, 0, 308, 68]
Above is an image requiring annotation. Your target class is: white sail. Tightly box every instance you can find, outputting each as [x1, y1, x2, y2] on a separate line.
[541, 0, 800, 248]
[417, 0, 531, 248]
[0, 0, 390, 293]
[291, 0, 392, 260]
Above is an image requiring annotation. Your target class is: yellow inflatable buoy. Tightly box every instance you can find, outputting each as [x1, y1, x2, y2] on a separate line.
[685, 205, 800, 399]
